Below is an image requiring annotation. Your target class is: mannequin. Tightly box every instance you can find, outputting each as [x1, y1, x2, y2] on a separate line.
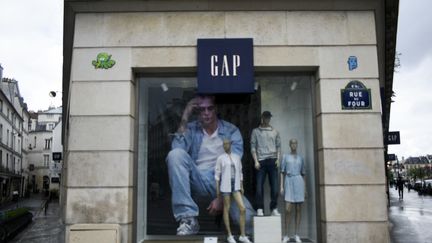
[251, 111, 281, 216]
[215, 139, 252, 243]
[280, 139, 306, 243]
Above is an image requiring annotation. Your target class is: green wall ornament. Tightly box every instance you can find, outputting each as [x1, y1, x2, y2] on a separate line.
[92, 52, 116, 69]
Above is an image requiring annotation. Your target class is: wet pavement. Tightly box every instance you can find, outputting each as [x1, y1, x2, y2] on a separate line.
[0, 194, 64, 243]
[389, 186, 432, 243]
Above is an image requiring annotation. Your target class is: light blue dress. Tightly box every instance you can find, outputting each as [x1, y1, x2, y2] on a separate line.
[281, 153, 305, 203]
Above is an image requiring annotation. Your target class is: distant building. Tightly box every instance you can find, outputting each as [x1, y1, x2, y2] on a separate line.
[27, 107, 62, 194]
[0, 70, 30, 204]
[404, 156, 431, 171]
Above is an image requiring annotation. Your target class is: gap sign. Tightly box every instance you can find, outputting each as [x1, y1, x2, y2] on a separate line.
[385, 131, 401, 145]
[197, 38, 254, 93]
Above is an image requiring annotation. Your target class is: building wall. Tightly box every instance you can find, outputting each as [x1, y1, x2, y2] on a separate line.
[28, 130, 53, 192]
[66, 9, 387, 243]
[0, 82, 26, 202]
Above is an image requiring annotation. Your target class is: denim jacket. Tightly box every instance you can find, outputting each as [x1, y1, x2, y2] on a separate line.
[171, 119, 244, 162]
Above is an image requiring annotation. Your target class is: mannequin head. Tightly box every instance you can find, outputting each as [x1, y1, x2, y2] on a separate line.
[223, 139, 232, 154]
[289, 139, 298, 153]
[261, 111, 272, 126]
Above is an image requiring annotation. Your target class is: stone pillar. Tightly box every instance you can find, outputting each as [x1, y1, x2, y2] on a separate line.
[316, 46, 389, 242]
[64, 47, 134, 243]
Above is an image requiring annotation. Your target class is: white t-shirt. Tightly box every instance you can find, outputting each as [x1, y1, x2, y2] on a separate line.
[195, 128, 224, 170]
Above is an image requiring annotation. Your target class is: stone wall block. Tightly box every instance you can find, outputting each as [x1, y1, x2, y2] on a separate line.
[254, 46, 319, 67]
[322, 222, 390, 243]
[286, 11, 349, 45]
[132, 47, 196, 68]
[347, 11, 377, 44]
[67, 151, 133, 187]
[318, 46, 379, 79]
[319, 113, 383, 149]
[319, 149, 385, 185]
[65, 188, 133, 224]
[70, 81, 134, 116]
[68, 116, 134, 151]
[225, 11, 287, 45]
[71, 48, 132, 81]
[322, 185, 388, 222]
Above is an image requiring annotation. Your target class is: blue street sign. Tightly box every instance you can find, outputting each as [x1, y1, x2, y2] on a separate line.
[341, 80, 372, 109]
[197, 38, 254, 94]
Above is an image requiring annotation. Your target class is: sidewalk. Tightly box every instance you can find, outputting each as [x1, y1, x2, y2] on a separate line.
[388, 186, 432, 243]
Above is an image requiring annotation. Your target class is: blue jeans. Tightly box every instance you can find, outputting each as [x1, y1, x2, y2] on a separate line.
[255, 158, 279, 210]
[166, 148, 255, 233]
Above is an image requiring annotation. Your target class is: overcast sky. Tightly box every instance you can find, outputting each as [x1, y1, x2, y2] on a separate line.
[0, 0, 63, 111]
[388, 0, 432, 159]
[0, 0, 429, 158]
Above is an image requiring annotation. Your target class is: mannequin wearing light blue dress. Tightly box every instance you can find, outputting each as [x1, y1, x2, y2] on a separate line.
[281, 154, 305, 203]
[280, 139, 305, 243]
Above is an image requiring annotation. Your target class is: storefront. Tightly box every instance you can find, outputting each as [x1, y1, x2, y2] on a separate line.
[62, 1, 398, 242]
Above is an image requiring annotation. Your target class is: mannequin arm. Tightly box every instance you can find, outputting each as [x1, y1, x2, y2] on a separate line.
[252, 152, 260, 170]
[275, 148, 281, 168]
[303, 176, 308, 199]
[216, 179, 221, 198]
[280, 172, 285, 196]
[207, 179, 223, 216]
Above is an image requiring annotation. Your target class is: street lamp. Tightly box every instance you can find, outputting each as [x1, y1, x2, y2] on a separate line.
[49, 91, 61, 97]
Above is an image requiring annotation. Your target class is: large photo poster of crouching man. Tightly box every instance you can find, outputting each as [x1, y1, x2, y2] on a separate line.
[166, 95, 255, 242]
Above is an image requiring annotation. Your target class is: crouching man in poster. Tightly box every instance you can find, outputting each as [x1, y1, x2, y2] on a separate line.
[166, 95, 255, 236]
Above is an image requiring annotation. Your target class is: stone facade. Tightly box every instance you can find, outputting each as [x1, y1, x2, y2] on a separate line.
[63, 1, 397, 242]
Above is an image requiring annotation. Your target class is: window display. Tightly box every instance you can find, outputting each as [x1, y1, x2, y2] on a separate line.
[137, 74, 317, 242]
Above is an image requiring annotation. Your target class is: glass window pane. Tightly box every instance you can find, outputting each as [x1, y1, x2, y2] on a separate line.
[138, 74, 316, 241]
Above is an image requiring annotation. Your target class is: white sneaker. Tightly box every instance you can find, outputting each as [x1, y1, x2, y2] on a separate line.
[257, 208, 264, 216]
[176, 217, 199, 235]
[227, 235, 237, 243]
[294, 235, 302, 243]
[239, 235, 252, 243]
[271, 208, 280, 216]
[282, 235, 290, 243]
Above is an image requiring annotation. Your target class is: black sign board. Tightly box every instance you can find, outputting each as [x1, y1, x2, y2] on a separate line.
[386, 154, 396, 161]
[385, 131, 400, 145]
[341, 80, 372, 110]
[197, 38, 254, 94]
[52, 152, 62, 161]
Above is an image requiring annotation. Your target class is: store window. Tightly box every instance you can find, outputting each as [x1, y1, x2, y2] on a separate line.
[137, 74, 317, 242]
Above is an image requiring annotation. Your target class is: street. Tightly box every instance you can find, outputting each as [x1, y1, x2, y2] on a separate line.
[389, 185, 432, 243]
[0, 194, 64, 243]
